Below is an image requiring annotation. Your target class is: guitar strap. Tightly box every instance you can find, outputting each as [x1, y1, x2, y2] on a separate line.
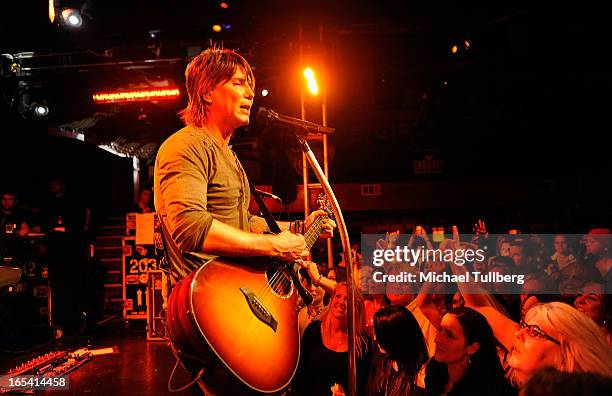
[244, 173, 282, 234]
[155, 162, 281, 285]
[155, 213, 184, 302]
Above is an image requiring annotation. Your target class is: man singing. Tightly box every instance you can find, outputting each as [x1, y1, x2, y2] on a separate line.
[154, 47, 335, 394]
[155, 47, 335, 282]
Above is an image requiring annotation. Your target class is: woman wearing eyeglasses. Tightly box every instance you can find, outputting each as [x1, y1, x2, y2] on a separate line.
[507, 302, 612, 386]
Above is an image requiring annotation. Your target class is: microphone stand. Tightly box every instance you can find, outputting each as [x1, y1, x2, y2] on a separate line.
[295, 131, 357, 396]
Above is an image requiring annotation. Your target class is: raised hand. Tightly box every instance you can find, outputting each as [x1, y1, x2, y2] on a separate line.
[376, 230, 400, 250]
[296, 260, 320, 284]
[472, 219, 488, 235]
[331, 383, 346, 396]
[412, 225, 433, 249]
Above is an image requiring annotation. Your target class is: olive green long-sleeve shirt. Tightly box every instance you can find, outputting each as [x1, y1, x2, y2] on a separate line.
[154, 125, 251, 281]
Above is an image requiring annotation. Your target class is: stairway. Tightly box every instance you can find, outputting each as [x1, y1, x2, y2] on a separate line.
[94, 216, 125, 316]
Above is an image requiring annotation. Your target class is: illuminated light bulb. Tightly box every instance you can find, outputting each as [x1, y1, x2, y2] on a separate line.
[61, 8, 82, 27]
[33, 104, 49, 117]
[48, 0, 55, 23]
[303, 67, 319, 95]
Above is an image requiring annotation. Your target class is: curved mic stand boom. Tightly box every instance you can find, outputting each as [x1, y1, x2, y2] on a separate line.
[295, 133, 357, 396]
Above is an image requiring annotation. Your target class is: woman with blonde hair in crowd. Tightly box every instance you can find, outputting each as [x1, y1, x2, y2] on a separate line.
[443, 227, 612, 388]
[470, 301, 612, 387]
[292, 282, 372, 395]
[507, 302, 612, 384]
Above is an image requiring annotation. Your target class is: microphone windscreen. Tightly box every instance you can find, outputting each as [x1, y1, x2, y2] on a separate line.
[256, 107, 277, 124]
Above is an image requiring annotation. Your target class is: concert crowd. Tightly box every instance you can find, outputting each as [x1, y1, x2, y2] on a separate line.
[291, 223, 612, 396]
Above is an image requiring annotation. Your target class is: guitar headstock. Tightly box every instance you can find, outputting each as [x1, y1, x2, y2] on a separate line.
[316, 194, 334, 220]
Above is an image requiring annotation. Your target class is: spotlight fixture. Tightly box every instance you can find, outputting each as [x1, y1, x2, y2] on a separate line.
[261, 89, 269, 97]
[149, 29, 161, 39]
[212, 24, 222, 33]
[60, 8, 82, 27]
[32, 103, 50, 117]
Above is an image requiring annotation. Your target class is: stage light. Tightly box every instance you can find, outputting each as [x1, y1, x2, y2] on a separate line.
[464, 40, 471, 50]
[224, 24, 231, 30]
[451, 44, 458, 54]
[212, 24, 222, 33]
[149, 29, 161, 39]
[303, 67, 319, 95]
[92, 88, 181, 104]
[32, 104, 49, 117]
[48, 0, 56, 23]
[60, 8, 82, 27]
[220, 2, 229, 9]
[261, 89, 269, 97]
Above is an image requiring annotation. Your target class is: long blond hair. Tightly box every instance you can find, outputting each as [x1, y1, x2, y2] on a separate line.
[526, 302, 612, 377]
[319, 282, 370, 358]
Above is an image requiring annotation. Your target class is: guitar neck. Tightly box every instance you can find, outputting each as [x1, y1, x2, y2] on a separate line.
[303, 215, 326, 251]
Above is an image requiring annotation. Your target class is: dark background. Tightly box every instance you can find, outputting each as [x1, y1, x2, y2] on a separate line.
[1, 1, 610, 230]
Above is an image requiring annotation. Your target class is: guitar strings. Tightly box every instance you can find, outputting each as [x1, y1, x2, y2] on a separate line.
[276, 215, 325, 298]
[255, 215, 328, 306]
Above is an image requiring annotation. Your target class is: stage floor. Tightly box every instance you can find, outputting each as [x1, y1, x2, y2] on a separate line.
[1, 318, 196, 395]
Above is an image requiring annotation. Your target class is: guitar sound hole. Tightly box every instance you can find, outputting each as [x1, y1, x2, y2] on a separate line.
[265, 267, 292, 297]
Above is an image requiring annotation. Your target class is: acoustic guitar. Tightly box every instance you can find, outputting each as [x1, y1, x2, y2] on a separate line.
[166, 198, 332, 394]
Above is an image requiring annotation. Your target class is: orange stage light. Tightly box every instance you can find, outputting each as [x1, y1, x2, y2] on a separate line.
[92, 88, 180, 103]
[303, 67, 319, 95]
[48, 0, 56, 23]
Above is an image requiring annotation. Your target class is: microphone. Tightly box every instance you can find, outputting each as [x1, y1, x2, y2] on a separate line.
[256, 107, 335, 135]
[254, 188, 283, 203]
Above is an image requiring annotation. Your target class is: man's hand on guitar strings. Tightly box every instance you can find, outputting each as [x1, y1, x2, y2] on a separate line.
[304, 209, 337, 238]
[272, 230, 308, 262]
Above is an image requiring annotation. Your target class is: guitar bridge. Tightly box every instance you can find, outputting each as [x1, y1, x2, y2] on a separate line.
[239, 287, 278, 332]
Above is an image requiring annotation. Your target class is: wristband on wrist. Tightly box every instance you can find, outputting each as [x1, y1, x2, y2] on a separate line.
[293, 220, 304, 234]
